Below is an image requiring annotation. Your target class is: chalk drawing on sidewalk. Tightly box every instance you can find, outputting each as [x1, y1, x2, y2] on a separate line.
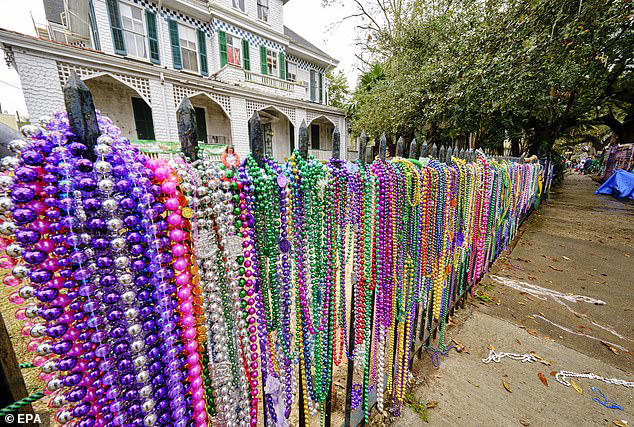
[532, 314, 628, 352]
[490, 275, 630, 342]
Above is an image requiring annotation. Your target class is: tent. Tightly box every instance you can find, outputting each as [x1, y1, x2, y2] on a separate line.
[595, 169, 634, 200]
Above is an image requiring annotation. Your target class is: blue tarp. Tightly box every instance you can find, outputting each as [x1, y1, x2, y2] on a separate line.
[595, 169, 634, 200]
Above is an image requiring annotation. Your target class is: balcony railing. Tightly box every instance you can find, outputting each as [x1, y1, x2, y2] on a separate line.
[244, 70, 294, 92]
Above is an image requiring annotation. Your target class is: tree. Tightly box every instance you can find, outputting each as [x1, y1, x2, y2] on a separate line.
[340, 0, 634, 154]
[326, 69, 350, 110]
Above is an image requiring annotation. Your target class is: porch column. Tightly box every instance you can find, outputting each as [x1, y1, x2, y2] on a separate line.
[149, 78, 178, 142]
[230, 95, 249, 158]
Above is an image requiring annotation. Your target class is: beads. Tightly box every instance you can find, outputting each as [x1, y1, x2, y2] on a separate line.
[0, 111, 546, 426]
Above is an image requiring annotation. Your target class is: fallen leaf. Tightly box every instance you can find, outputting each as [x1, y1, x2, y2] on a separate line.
[467, 379, 480, 387]
[518, 301, 526, 305]
[549, 265, 563, 272]
[625, 253, 631, 258]
[538, 372, 548, 386]
[516, 339, 522, 345]
[503, 381, 512, 393]
[488, 344, 495, 350]
[601, 341, 619, 355]
[528, 275, 537, 280]
[549, 371, 557, 376]
[526, 296, 535, 301]
[425, 401, 438, 409]
[613, 420, 628, 427]
[570, 379, 583, 394]
[527, 329, 537, 336]
[538, 312, 546, 317]
[520, 419, 530, 426]
[562, 256, 571, 261]
[452, 338, 465, 352]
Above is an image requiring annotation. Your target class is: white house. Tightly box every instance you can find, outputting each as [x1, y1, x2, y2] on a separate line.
[0, 0, 350, 161]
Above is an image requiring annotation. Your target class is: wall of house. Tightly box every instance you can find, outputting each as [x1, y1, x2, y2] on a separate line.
[12, 52, 65, 121]
[93, 0, 115, 55]
[86, 0, 331, 105]
[190, 95, 232, 143]
[84, 77, 141, 139]
[269, 114, 290, 160]
[216, 0, 284, 33]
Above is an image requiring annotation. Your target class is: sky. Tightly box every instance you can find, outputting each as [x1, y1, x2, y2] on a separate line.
[0, 0, 361, 118]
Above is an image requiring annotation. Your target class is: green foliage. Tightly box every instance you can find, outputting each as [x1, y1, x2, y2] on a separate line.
[347, 0, 633, 153]
[404, 391, 429, 423]
[326, 69, 350, 110]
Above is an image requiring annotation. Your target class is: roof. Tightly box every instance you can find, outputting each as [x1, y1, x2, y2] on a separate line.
[283, 26, 337, 63]
[43, 0, 65, 25]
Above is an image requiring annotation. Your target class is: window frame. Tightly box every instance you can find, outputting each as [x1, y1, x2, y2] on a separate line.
[226, 34, 242, 67]
[178, 23, 199, 73]
[119, 1, 147, 59]
[232, 0, 245, 12]
[257, 0, 269, 22]
[287, 61, 297, 82]
[266, 48, 278, 76]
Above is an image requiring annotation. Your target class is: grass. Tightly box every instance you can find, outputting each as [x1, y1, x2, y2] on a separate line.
[404, 391, 429, 423]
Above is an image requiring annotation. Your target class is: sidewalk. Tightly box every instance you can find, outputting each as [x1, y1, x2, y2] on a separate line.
[397, 174, 633, 426]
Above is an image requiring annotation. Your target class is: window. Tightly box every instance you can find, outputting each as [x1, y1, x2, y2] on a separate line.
[179, 24, 199, 72]
[232, 0, 245, 12]
[311, 124, 320, 150]
[120, 2, 146, 58]
[227, 35, 242, 66]
[257, 0, 269, 22]
[287, 62, 297, 82]
[131, 97, 155, 140]
[266, 48, 278, 76]
[310, 70, 317, 101]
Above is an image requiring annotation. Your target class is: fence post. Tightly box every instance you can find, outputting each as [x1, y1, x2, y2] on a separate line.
[177, 96, 199, 162]
[445, 145, 453, 164]
[248, 111, 264, 167]
[332, 126, 341, 161]
[439, 145, 446, 163]
[359, 131, 368, 166]
[379, 133, 387, 161]
[395, 136, 404, 158]
[459, 147, 465, 159]
[299, 119, 309, 159]
[63, 71, 99, 162]
[408, 138, 418, 159]
[430, 142, 438, 159]
[0, 312, 35, 419]
[420, 140, 428, 158]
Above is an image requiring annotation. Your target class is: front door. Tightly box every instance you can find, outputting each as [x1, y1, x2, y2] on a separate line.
[131, 97, 155, 140]
[194, 107, 208, 144]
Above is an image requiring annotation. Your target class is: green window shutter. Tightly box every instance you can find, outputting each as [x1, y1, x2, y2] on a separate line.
[168, 19, 182, 70]
[88, 0, 101, 51]
[319, 72, 323, 103]
[197, 29, 208, 76]
[242, 39, 250, 70]
[145, 10, 160, 64]
[218, 31, 228, 67]
[279, 52, 286, 80]
[260, 46, 267, 75]
[106, 0, 126, 55]
[310, 70, 316, 101]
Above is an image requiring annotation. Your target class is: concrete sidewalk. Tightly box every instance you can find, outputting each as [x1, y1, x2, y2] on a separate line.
[396, 174, 633, 426]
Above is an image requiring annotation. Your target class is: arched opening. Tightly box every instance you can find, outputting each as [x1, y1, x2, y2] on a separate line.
[83, 74, 155, 141]
[308, 115, 336, 160]
[188, 93, 232, 146]
[258, 107, 293, 161]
